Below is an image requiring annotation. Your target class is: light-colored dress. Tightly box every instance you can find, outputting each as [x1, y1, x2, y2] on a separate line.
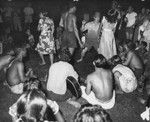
[36, 17, 55, 54]
[98, 16, 117, 59]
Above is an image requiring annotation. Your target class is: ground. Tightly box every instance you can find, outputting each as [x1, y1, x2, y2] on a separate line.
[0, 45, 148, 122]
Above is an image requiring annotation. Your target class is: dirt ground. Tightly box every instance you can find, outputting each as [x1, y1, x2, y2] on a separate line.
[0, 45, 148, 122]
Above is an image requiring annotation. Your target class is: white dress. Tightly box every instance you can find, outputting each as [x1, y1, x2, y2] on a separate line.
[98, 16, 117, 59]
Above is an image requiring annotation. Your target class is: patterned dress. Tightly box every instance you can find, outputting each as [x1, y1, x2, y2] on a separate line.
[36, 17, 55, 54]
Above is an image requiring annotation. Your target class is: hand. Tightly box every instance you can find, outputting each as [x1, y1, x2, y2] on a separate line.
[47, 100, 59, 114]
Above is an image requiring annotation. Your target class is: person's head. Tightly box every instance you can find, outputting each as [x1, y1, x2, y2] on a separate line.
[143, 19, 149, 27]
[39, 11, 48, 19]
[128, 6, 133, 13]
[74, 104, 112, 122]
[26, 29, 31, 35]
[24, 78, 40, 92]
[141, 7, 146, 14]
[124, 41, 136, 52]
[15, 46, 27, 58]
[68, 2, 77, 14]
[93, 54, 110, 69]
[58, 49, 71, 62]
[109, 55, 122, 69]
[106, 9, 118, 23]
[111, 0, 118, 10]
[141, 41, 147, 49]
[135, 41, 140, 47]
[16, 89, 47, 122]
[83, 13, 90, 22]
[93, 12, 100, 22]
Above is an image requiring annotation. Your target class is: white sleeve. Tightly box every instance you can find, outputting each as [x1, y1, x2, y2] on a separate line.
[59, 17, 63, 27]
[67, 64, 78, 81]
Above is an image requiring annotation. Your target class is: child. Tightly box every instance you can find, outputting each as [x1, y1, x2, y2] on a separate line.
[123, 41, 144, 92]
[109, 55, 137, 93]
[26, 29, 35, 49]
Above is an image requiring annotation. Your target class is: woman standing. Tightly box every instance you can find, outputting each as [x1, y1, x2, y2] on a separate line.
[36, 12, 55, 65]
[98, 10, 117, 59]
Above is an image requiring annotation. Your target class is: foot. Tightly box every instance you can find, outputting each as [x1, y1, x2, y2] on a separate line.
[77, 58, 83, 63]
[39, 62, 46, 66]
[67, 99, 81, 108]
[138, 98, 146, 104]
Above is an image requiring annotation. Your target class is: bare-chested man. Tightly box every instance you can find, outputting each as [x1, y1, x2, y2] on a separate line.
[81, 54, 115, 110]
[6, 47, 31, 94]
[59, 3, 82, 55]
[123, 41, 144, 91]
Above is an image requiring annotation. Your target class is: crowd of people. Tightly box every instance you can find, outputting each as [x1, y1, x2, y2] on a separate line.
[0, 0, 150, 122]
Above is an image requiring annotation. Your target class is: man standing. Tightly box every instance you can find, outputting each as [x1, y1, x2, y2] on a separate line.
[81, 54, 115, 109]
[59, 3, 82, 56]
[23, 3, 34, 29]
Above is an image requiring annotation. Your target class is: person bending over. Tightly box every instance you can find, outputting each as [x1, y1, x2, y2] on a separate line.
[46, 49, 81, 108]
[81, 54, 115, 110]
[123, 41, 144, 91]
[109, 55, 137, 93]
[6, 46, 31, 94]
[74, 104, 112, 122]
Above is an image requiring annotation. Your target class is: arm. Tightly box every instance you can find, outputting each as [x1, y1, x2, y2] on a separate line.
[17, 62, 28, 83]
[85, 76, 92, 95]
[123, 52, 132, 66]
[72, 16, 82, 47]
[55, 111, 65, 122]
[51, 19, 55, 35]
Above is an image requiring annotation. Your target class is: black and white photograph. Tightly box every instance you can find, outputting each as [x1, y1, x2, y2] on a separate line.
[0, 0, 150, 121]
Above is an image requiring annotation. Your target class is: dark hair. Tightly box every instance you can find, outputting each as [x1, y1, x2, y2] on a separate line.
[59, 49, 71, 62]
[141, 41, 147, 48]
[93, 54, 110, 69]
[126, 41, 136, 51]
[105, 9, 118, 23]
[109, 55, 122, 69]
[74, 104, 112, 122]
[68, 2, 76, 10]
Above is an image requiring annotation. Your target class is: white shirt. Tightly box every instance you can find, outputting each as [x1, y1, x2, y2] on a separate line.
[23, 7, 34, 16]
[126, 12, 137, 27]
[47, 61, 78, 94]
[84, 21, 100, 38]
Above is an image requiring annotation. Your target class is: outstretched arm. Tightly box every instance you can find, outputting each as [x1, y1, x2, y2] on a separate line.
[85, 76, 92, 95]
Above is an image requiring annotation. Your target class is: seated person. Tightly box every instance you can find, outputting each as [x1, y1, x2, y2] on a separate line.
[46, 49, 81, 108]
[123, 41, 144, 88]
[81, 54, 115, 110]
[5, 46, 32, 94]
[0, 50, 15, 72]
[109, 55, 137, 93]
[9, 78, 65, 122]
[74, 104, 112, 122]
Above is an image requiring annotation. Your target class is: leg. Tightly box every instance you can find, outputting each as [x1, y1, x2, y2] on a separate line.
[49, 53, 54, 65]
[39, 53, 46, 65]
[77, 47, 88, 62]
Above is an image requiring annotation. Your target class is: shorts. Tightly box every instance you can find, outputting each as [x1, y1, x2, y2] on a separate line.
[84, 37, 99, 51]
[46, 89, 73, 102]
[126, 27, 134, 34]
[61, 31, 77, 48]
[81, 86, 115, 110]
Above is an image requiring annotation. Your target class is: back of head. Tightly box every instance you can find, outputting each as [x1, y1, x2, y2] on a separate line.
[125, 41, 136, 51]
[59, 49, 71, 62]
[68, 2, 76, 11]
[109, 55, 122, 69]
[74, 104, 112, 122]
[93, 54, 110, 69]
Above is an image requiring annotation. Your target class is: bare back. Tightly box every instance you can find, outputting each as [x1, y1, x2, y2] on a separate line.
[87, 69, 113, 102]
[6, 60, 23, 86]
[127, 51, 143, 70]
[63, 13, 75, 32]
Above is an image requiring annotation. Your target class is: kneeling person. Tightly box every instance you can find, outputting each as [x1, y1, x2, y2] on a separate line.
[109, 55, 137, 93]
[81, 54, 115, 110]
